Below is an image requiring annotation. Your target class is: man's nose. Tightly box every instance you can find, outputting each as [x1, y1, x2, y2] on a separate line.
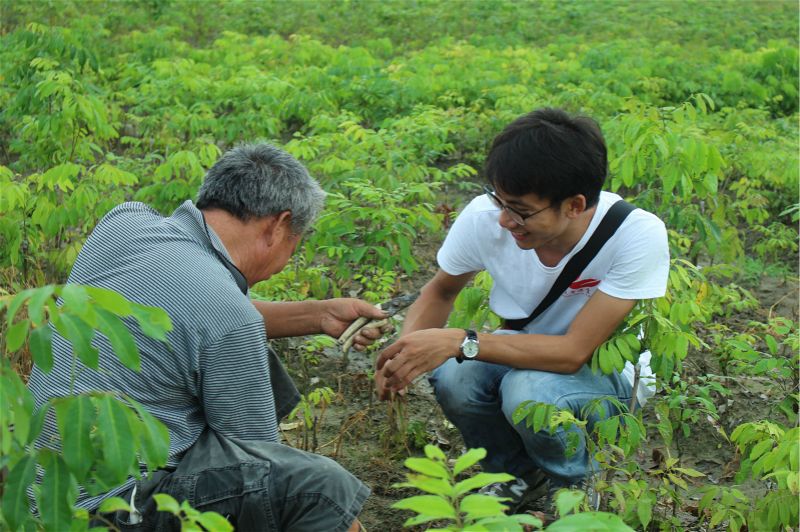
[497, 208, 520, 229]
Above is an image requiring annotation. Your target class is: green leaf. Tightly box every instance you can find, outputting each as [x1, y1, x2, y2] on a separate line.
[55, 395, 96, 481]
[61, 284, 91, 319]
[460, 493, 511, 519]
[546, 511, 635, 531]
[179, 499, 201, 520]
[27, 285, 56, 326]
[95, 308, 140, 371]
[3, 370, 34, 446]
[764, 334, 778, 355]
[709, 508, 726, 527]
[98, 496, 132, 514]
[96, 395, 136, 484]
[128, 398, 170, 469]
[38, 452, 78, 531]
[402, 513, 452, 527]
[477, 513, 542, 528]
[621, 156, 634, 187]
[85, 286, 133, 316]
[391, 494, 456, 519]
[6, 319, 30, 352]
[554, 489, 585, 517]
[674, 467, 706, 478]
[394, 474, 453, 496]
[750, 439, 774, 462]
[27, 403, 49, 445]
[424, 444, 447, 462]
[197, 511, 234, 532]
[598, 346, 612, 375]
[404, 457, 449, 479]
[54, 313, 98, 369]
[453, 448, 486, 476]
[5, 289, 34, 327]
[30, 325, 54, 373]
[454, 472, 514, 496]
[154, 493, 181, 514]
[532, 403, 548, 432]
[637, 498, 652, 528]
[131, 304, 172, 342]
[667, 473, 688, 490]
[1, 455, 37, 531]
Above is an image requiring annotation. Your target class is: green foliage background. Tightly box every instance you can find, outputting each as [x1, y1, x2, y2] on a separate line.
[1, 0, 797, 293]
[1, 1, 798, 530]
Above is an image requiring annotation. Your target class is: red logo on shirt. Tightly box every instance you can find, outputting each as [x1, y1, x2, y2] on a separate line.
[565, 278, 601, 297]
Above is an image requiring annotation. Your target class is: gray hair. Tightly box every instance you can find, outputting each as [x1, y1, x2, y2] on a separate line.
[196, 143, 325, 233]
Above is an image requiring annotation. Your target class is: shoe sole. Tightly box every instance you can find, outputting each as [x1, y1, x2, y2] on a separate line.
[510, 470, 550, 513]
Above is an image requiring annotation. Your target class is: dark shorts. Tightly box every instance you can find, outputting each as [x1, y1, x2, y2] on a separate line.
[105, 430, 369, 532]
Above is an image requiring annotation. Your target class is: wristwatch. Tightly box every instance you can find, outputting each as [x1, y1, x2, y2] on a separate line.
[457, 329, 479, 363]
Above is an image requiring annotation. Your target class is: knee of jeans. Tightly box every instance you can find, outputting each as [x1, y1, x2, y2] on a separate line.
[431, 359, 497, 414]
[282, 452, 361, 499]
[277, 453, 368, 531]
[500, 373, 575, 422]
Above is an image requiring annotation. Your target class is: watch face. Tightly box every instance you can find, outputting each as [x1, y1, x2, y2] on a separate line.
[462, 340, 479, 358]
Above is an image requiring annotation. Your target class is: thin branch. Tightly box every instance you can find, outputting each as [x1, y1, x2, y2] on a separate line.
[629, 364, 641, 414]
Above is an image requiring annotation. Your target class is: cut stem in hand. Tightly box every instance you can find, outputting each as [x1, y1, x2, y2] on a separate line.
[337, 292, 419, 366]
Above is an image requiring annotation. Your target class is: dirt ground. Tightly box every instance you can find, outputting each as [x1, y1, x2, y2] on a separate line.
[274, 269, 799, 532]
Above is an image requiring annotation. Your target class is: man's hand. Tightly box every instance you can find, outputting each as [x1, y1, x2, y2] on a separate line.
[320, 299, 390, 351]
[376, 328, 462, 393]
[374, 368, 398, 401]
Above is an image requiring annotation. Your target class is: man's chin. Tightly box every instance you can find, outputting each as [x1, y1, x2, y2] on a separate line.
[510, 234, 535, 249]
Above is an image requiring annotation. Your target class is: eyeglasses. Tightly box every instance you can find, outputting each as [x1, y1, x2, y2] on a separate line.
[482, 186, 551, 225]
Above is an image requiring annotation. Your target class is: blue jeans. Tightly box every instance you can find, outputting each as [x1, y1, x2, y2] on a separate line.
[429, 358, 632, 487]
[98, 429, 369, 532]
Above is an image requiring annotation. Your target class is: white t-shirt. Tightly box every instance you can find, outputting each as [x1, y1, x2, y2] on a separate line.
[438, 191, 670, 335]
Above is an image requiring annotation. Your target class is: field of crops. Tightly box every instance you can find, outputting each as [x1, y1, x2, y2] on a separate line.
[1, 1, 798, 530]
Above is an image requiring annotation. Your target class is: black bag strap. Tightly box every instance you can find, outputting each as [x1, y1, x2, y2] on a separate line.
[504, 199, 637, 331]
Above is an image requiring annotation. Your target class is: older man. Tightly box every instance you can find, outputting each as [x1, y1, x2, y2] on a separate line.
[29, 144, 384, 531]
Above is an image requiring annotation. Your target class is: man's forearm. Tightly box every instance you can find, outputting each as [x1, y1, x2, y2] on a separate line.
[252, 299, 325, 338]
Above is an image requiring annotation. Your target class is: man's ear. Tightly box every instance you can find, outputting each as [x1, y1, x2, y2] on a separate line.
[262, 211, 293, 247]
[563, 194, 588, 218]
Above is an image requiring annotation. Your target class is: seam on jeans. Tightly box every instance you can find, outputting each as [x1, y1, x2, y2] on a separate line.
[280, 492, 350, 529]
[333, 484, 370, 532]
[185, 463, 269, 506]
[262, 466, 279, 531]
[548, 391, 632, 406]
[189, 466, 278, 530]
[191, 485, 279, 531]
[284, 493, 346, 517]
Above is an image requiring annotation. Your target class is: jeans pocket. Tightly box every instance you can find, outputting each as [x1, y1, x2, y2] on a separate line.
[188, 463, 274, 532]
[191, 462, 271, 506]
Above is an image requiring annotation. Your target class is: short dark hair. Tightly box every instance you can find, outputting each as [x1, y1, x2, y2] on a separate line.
[485, 108, 607, 208]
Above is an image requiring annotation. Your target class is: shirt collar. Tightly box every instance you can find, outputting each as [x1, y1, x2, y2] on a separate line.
[171, 200, 235, 263]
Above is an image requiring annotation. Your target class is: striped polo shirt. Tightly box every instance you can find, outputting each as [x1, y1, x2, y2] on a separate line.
[28, 200, 285, 510]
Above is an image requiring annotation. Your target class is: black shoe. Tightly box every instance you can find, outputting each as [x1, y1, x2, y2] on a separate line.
[478, 470, 549, 512]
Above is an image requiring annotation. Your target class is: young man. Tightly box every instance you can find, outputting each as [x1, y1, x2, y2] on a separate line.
[376, 108, 669, 508]
[29, 143, 386, 531]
